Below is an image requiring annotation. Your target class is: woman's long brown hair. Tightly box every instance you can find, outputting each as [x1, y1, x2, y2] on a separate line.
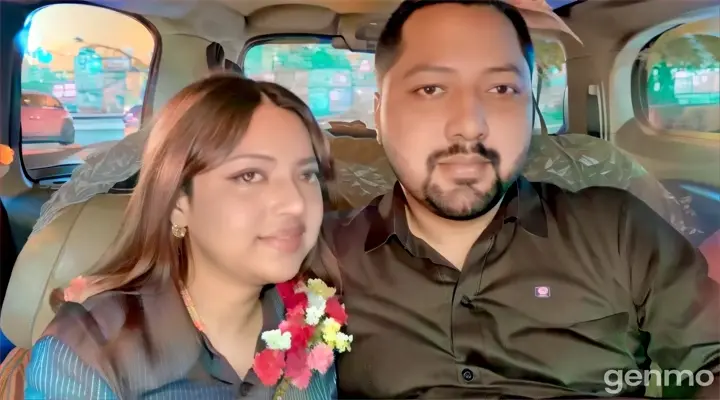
[62, 73, 336, 302]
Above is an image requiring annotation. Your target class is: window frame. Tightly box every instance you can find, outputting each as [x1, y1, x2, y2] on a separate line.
[631, 21, 720, 140]
[530, 34, 569, 135]
[16, 1, 163, 184]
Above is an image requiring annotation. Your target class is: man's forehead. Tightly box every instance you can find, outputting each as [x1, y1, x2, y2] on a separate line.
[391, 4, 529, 76]
[400, 3, 519, 47]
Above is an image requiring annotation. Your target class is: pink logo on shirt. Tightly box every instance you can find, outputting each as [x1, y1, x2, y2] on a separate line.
[535, 286, 551, 298]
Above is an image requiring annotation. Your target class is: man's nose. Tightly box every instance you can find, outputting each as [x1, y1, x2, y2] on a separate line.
[446, 92, 489, 142]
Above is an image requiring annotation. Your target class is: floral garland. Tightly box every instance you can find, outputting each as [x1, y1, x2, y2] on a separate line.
[253, 277, 352, 399]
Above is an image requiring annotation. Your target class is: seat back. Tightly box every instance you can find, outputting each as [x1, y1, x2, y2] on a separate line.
[0, 194, 129, 349]
[328, 136, 394, 210]
[524, 133, 694, 239]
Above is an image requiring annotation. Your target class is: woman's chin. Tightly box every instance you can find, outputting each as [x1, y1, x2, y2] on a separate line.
[263, 267, 303, 285]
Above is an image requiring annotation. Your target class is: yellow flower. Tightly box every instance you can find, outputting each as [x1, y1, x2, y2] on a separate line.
[321, 318, 341, 345]
[307, 278, 336, 300]
[0, 145, 14, 166]
[334, 332, 353, 353]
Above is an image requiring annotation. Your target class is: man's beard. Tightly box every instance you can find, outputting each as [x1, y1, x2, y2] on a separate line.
[422, 143, 520, 221]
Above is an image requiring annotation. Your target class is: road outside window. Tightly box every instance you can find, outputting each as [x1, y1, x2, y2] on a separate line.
[19, 3, 156, 180]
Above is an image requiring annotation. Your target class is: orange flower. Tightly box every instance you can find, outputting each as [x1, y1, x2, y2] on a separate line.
[0, 145, 13, 166]
[64, 276, 88, 302]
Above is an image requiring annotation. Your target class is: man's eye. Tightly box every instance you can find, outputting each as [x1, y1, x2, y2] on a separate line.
[488, 85, 518, 95]
[414, 85, 446, 97]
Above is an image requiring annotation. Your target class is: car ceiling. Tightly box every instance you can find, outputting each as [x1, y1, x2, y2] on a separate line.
[83, 0, 582, 18]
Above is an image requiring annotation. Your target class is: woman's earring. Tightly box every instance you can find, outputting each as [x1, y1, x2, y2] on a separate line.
[171, 224, 187, 238]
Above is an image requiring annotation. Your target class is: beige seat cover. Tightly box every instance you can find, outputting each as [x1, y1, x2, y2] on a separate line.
[0, 194, 129, 349]
[0, 133, 697, 350]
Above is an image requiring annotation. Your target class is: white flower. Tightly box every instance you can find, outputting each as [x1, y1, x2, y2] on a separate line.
[307, 291, 327, 311]
[305, 306, 325, 326]
[261, 329, 292, 350]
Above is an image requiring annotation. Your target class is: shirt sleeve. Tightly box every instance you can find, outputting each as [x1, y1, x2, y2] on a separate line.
[25, 336, 117, 400]
[619, 191, 720, 397]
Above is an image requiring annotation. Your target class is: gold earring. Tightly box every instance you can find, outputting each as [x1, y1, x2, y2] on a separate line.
[171, 224, 187, 238]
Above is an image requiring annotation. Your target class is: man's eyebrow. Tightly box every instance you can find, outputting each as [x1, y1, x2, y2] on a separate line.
[484, 63, 525, 77]
[403, 64, 456, 79]
[402, 63, 526, 79]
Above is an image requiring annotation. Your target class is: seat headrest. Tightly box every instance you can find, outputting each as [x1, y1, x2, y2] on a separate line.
[0, 194, 130, 348]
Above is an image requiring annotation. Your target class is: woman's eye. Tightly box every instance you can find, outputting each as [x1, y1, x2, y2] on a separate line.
[236, 171, 262, 183]
[301, 171, 320, 183]
[414, 85, 446, 98]
[488, 85, 518, 95]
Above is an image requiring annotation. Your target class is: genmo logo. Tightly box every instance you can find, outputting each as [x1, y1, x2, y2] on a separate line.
[604, 369, 715, 394]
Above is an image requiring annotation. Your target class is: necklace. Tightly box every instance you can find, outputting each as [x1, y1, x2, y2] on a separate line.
[179, 284, 206, 333]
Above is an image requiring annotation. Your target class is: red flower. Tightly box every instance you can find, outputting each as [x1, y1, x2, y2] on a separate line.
[285, 348, 312, 389]
[253, 349, 286, 385]
[285, 304, 305, 324]
[279, 319, 314, 350]
[324, 296, 348, 325]
[276, 280, 308, 310]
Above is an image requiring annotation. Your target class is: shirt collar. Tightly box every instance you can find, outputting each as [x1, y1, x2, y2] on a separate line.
[144, 281, 284, 386]
[364, 176, 548, 253]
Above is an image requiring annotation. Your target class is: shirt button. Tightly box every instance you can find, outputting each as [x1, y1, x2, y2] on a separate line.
[461, 368, 474, 382]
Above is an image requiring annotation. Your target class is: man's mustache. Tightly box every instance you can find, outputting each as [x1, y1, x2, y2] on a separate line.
[427, 143, 500, 171]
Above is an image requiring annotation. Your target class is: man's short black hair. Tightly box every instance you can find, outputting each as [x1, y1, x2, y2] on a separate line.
[375, 0, 535, 78]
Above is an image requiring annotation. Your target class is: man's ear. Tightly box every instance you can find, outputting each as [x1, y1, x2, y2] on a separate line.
[170, 192, 190, 229]
[374, 92, 382, 146]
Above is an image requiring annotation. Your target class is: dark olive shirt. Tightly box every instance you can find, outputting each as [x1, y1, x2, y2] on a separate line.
[321, 177, 720, 399]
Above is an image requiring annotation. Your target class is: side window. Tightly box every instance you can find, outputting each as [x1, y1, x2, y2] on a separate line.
[533, 37, 567, 134]
[639, 18, 719, 133]
[19, 3, 157, 181]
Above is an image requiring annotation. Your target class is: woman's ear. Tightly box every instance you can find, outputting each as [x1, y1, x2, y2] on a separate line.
[170, 192, 190, 228]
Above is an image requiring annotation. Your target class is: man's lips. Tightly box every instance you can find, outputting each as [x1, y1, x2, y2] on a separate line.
[437, 155, 491, 179]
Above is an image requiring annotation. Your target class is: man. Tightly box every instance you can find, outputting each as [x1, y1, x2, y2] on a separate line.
[319, 0, 720, 398]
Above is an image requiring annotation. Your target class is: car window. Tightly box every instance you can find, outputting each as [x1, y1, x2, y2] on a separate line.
[44, 96, 62, 109]
[243, 36, 567, 134]
[639, 17, 719, 133]
[21, 93, 45, 107]
[19, 3, 157, 181]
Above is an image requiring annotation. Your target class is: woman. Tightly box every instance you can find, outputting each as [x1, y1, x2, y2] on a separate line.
[24, 74, 338, 399]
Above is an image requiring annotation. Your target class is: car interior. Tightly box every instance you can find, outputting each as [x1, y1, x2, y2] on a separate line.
[0, 0, 718, 392]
